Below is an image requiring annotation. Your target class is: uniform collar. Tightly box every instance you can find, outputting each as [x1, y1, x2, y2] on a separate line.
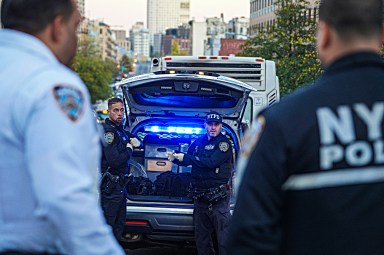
[324, 51, 383, 75]
[105, 118, 122, 129]
[206, 133, 223, 142]
[0, 29, 59, 65]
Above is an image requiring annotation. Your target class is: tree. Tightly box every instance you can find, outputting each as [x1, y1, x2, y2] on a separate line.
[240, 0, 321, 96]
[71, 38, 117, 102]
[170, 40, 180, 56]
[120, 54, 133, 72]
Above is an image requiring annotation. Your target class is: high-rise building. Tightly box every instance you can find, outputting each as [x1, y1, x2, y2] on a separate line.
[152, 33, 164, 57]
[112, 28, 131, 60]
[99, 22, 118, 62]
[147, 0, 190, 38]
[250, 0, 318, 35]
[130, 22, 150, 59]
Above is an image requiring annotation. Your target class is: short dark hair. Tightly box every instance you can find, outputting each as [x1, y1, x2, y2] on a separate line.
[319, 0, 383, 41]
[108, 98, 123, 108]
[1, 0, 73, 34]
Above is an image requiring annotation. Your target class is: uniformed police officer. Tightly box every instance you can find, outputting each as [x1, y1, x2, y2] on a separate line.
[0, 1, 124, 254]
[100, 97, 141, 241]
[227, 0, 384, 254]
[169, 112, 233, 255]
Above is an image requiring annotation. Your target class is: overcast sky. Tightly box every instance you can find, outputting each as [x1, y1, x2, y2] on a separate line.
[85, 0, 250, 31]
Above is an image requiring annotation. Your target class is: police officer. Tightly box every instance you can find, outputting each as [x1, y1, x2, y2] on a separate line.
[100, 97, 140, 241]
[0, 0, 124, 254]
[169, 112, 233, 255]
[227, 0, 384, 254]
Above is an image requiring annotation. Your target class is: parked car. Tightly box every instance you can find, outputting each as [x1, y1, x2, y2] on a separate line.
[117, 70, 255, 246]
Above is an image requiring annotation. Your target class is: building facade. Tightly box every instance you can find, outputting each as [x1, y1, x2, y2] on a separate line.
[98, 22, 118, 62]
[227, 17, 250, 40]
[112, 28, 131, 60]
[205, 15, 227, 56]
[190, 20, 207, 56]
[152, 33, 164, 57]
[130, 22, 150, 59]
[147, 0, 190, 39]
[250, 0, 319, 35]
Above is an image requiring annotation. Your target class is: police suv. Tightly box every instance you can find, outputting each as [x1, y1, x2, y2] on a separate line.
[116, 70, 255, 246]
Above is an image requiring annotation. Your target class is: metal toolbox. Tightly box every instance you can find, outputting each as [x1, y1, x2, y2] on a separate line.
[145, 144, 179, 158]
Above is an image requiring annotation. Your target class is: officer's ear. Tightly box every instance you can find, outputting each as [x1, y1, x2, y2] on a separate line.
[50, 15, 67, 44]
[317, 20, 331, 52]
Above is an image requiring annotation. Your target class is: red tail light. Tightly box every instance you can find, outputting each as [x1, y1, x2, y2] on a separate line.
[125, 221, 148, 226]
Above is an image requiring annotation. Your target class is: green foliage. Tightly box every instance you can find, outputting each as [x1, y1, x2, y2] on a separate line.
[171, 41, 180, 56]
[120, 54, 133, 72]
[240, 0, 322, 96]
[71, 38, 117, 103]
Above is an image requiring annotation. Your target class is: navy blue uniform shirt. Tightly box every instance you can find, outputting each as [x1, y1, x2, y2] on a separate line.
[101, 118, 133, 175]
[177, 133, 233, 189]
[228, 52, 384, 255]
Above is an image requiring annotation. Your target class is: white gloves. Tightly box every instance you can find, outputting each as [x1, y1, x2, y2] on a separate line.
[174, 153, 184, 162]
[130, 137, 140, 148]
[126, 143, 133, 150]
[167, 152, 184, 162]
[167, 152, 175, 161]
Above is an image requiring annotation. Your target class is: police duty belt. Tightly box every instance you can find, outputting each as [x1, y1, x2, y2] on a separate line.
[192, 184, 228, 203]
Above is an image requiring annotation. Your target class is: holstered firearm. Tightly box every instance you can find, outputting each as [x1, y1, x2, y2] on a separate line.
[101, 172, 120, 194]
[191, 184, 228, 204]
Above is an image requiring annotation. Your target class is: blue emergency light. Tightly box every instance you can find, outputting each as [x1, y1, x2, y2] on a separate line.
[144, 126, 204, 135]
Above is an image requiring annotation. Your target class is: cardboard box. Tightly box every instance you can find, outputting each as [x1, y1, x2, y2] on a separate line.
[145, 144, 179, 158]
[146, 159, 177, 172]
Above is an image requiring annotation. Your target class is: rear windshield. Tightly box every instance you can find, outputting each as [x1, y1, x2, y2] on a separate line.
[132, 93, 239, 108]
[124, 78, 244, 108]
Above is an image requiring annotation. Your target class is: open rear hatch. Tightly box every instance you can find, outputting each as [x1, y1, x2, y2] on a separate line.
[118, 72, 255, 202]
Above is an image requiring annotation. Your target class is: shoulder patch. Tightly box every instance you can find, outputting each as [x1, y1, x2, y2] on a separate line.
[53, 86, 84, 122]
[104, 132, 114, 144]
[219, 142, 229, 152]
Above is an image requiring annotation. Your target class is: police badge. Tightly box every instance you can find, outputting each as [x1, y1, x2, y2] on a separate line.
[219, 142, 229, 152]
[53, 85, 84, 121]
[104, 132, 114, 144]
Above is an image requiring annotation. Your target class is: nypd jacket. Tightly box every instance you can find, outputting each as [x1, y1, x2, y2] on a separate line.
[227, 52, 384, 255]
[101, 118, 133, 175]
[0, 29, 124, 254]
[176, 133, 233, 189]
